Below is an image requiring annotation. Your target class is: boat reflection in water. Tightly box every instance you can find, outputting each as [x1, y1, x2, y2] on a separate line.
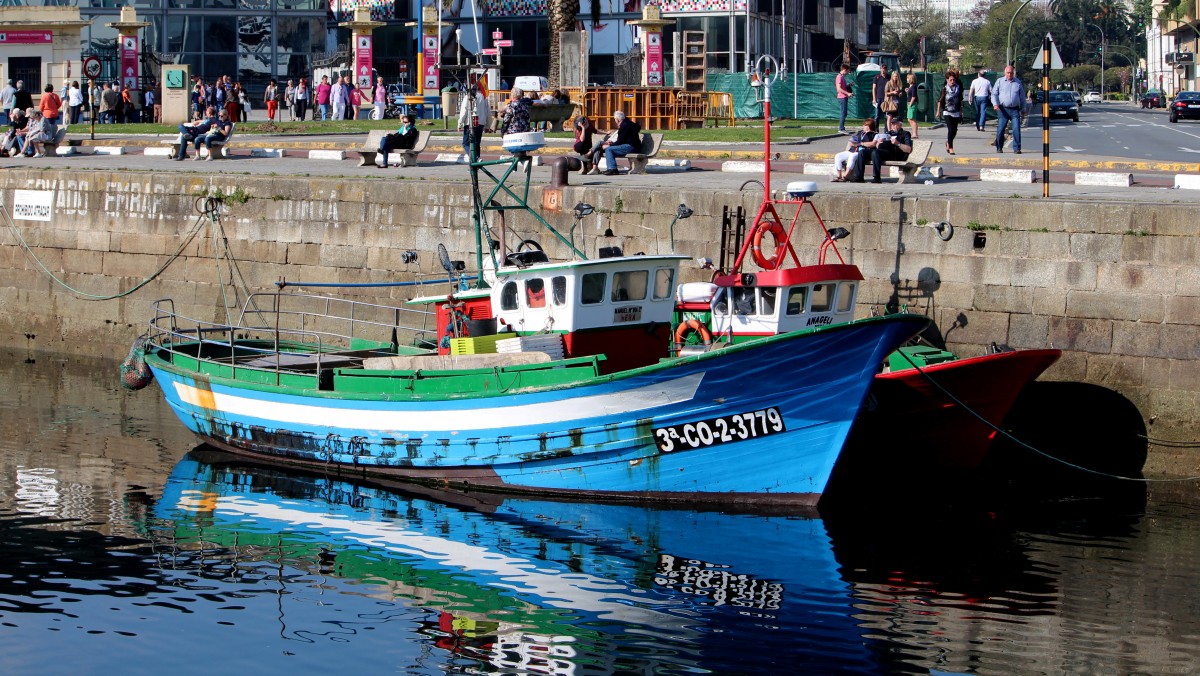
[156, 449, 875, 673]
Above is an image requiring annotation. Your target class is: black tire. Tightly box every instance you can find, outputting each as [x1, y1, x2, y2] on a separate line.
[1170, 112, 1178, 123]
[1072, 113, 1078, 122]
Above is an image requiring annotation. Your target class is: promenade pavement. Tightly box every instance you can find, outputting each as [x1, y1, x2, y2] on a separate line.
[7, 110, 1200, 205]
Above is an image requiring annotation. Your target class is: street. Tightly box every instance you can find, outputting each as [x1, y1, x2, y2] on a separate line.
[1026, 100, 1200, 160]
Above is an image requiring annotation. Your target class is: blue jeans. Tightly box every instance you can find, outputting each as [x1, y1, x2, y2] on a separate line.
[461, 125, 483, 160]
[838, 97, 849, 131]
[873, 102, 886, 127]
[996, 106, 1021, 151]
[319, 103, 330, 120]
[604, 143, 634, 171]
[0, 111, 8, 126]
[974, 96, 989, 129]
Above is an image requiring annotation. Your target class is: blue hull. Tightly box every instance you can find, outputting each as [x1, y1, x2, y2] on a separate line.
[148, 315, 926, 505]
[152, 452, 877, 672]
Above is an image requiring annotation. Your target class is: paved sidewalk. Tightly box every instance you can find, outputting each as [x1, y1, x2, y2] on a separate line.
[11, 110, 1200, 205]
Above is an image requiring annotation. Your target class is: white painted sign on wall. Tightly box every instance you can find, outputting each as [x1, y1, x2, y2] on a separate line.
[13, 189, 53, 221]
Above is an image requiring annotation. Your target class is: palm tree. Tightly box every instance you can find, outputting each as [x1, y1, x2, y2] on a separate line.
[547, 0, 581, 87]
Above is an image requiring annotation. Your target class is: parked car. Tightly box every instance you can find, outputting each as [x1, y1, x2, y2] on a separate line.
[1072, 91, 1083, 106]
[1169, 91, 1200, 122]
[1046, 91, 1079, 122]
[1083, 90, 1102, 103]
[1141, 89, 1164, 108]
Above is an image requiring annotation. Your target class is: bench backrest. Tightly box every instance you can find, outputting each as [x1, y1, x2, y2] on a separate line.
[364, 129, 389, 150]
[528, 102, 578, 122]
[640, 132, 663, 156]
[906, 138, 932, 165]
[363, 128, 430, 153]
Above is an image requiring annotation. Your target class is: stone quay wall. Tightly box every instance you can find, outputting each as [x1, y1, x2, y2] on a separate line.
[0, 171, 1196, 474]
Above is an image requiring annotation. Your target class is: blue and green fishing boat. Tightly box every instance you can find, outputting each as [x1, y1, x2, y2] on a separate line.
[137, 140, 927, 508]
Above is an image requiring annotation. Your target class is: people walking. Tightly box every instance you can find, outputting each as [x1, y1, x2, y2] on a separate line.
[457, 85, 491, 161]
[969, 69, 992, 131]
[936, 69, 963, 155]
[990, 65, 1025, 154]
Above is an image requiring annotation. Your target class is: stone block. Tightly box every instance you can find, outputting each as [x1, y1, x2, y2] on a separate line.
[1032, 287, 1068, 316]
[943, 309, 1010, 346]
[803, 163, 837, 175]
[92, 146, 125, 155]
[1066, 290, 1162, 323]
[1160, 323, 1200, 359]
[1069, 233, 1123, 263]
[649, 158, 690, 169]
[1048, 316, 1113, 353]
[1085, 353, 1147, 389]
[1075, 172, 1132, 186]
[1008, 313, 1052, 349]
[308, 150, 346, 161]
[1057, 261, 1098, 291]
[1173, 174, 1200, 190]
[60, 248, 105, 275]
[1096, 262, 1178, 294]
[973, 284, 1034, 313]
[249, 148, 285, 158]
[317, 244, 369, 270]
[979, 168, 1035, 183]
[721, 161, 765, 173]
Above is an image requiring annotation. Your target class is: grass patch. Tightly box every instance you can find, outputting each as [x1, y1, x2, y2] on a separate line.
[965, 221, 1000, 231]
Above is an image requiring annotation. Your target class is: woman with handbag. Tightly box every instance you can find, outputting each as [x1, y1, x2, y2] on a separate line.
[883, 71, 904, 126]
[936, 69, 963, 155]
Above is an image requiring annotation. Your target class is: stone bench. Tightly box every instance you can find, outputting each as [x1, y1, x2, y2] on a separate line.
[161, 123, 236, 159]
[43, 127, 68, 156]
[528, 102, 578, 133]
[356, 129, 430, 167]
[883, 138, 932, 184]
[623, 132, 664, 175]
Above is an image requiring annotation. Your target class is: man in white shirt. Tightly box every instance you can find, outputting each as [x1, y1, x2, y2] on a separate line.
[0, 80, 14, 125]
[331, 76, 349, 120]
[457, 85, 492, 161]
[969, 70, 993, 132]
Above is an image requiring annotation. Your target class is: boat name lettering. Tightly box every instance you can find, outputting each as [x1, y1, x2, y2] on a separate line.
[805, 315, 833, 327]
[655, 554, 784, 609]
[613, 305, 642, 323]
[653, 407, 785, 452]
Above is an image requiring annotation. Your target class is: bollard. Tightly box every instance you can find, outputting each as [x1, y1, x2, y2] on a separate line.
[551, 156, 583, 188]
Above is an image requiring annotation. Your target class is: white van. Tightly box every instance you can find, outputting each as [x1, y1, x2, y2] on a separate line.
[512, 76, 548, 95]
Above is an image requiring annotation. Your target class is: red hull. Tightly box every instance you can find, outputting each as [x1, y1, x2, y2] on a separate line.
[865, 349, 1062, 470]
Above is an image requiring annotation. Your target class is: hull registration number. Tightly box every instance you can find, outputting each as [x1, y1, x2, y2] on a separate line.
[654, 407, 785, 452]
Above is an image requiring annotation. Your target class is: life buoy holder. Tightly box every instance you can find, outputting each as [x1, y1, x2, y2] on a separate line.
[751, 220, 787, 270]
[674, 318, 712, 346]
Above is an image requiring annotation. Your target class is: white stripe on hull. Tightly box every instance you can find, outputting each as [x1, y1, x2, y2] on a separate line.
[172, 372, 705, 434]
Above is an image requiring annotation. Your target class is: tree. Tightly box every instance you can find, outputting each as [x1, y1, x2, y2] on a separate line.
[882, 0, 951, 69]
[547, 0, 580, 87]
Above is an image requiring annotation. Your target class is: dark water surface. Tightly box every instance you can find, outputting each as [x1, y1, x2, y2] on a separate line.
[2, 351, 1199, 675]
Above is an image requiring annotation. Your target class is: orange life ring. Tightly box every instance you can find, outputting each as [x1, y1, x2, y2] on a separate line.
[674, 318, 712, 346]
[751, 220, 787, 270]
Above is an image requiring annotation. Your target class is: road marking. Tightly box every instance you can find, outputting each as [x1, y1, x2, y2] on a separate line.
[1058, 146, 1085, 152]
[1180, 147, 1200, 154]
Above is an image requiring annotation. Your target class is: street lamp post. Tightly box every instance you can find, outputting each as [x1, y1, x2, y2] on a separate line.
[1084, 22, 1106, 100]
[1006, 0, 1038, 67]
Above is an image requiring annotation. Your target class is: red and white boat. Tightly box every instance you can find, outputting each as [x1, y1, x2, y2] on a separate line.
[670, 56, 1060, 473]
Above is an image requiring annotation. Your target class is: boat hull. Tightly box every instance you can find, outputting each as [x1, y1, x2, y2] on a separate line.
[147, 315, 927, 506]
[856, 348, 1062, 471]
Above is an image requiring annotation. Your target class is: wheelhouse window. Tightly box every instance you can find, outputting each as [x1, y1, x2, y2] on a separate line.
[526, 279, 546, 308]
[732, 287, 756, 315]
[611, 270, 648, 302]
[552, 276, 567, 305]
[811, 283, 833, 313]
[760, 288, 777, 316]
[786, 287, 808, 315]
[653, 268, 674, 300]
[837, 282, 856, 313]
[500, 281, 519, 311]
[581, 273, 606, 305]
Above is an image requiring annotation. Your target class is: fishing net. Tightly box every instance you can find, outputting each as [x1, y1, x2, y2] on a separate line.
[120, 335, 154, 390]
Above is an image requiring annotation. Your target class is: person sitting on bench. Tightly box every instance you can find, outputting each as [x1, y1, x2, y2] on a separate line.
[177, 106, 218, 160]
[192, 108, 233, 161]
[601, 111, 641, 176]
[378, 114, 418, 168]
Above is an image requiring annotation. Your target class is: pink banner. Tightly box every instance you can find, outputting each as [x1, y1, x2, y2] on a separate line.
[355, 34, 373, 89]
[422, 34, 440, 94]
[0, 30, 52, 45]
[120, 34, 139, 91]
[646, 31, 664, 86]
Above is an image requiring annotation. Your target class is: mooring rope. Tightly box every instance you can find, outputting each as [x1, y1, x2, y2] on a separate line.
[894, 349, 1200, 483]
[1, 200, 210, 301]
